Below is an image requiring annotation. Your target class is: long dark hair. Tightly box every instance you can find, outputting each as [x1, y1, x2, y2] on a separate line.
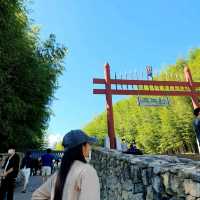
[53, 143, 86, 200]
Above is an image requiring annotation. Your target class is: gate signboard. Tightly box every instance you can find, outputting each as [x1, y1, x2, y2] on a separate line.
[137, 97, 169, 106]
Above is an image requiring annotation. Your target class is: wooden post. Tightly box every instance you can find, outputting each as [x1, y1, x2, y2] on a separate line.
[184, 65, 200, 154]
[104, 63, 116, 149]
[184, 66, 200, 109]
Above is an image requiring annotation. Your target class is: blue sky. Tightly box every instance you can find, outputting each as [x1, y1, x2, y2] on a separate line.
[30, 0, 200, 139]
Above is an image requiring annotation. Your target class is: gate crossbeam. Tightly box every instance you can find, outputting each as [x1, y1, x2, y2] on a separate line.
[93, 89, 200, 97]
[93, 79, 200, 88]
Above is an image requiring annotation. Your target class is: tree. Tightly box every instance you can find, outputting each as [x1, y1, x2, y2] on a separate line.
[0, 0, 67, 151]
[55, 142, 64, 151]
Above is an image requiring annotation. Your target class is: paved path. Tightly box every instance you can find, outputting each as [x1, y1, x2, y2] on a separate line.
[15, 176, 43, 200]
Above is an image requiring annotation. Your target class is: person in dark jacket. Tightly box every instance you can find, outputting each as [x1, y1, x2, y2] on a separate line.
[0, 145, 20, 200]
[128, 143, 137, 154]
[193, 107, 200, 153]
[20, 151, 32, 193]
[124, 141, 143, 155]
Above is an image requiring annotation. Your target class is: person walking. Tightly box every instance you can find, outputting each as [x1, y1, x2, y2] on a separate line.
[41, 148, 54, 182]
[121, 138, 128, 152]
[20, 151, 32, 193]
[32, 129, 100, 200]
[0, 145, 20, 200]
[193, 107, 200, 153]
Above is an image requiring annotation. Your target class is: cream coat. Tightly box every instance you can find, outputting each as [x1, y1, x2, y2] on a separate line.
[32, 160, 100, 200]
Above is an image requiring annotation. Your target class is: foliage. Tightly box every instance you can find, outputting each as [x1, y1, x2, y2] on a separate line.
[0, 0, 67, 151]
[55, 142, 64, 151]
[84, 49, 200, 154]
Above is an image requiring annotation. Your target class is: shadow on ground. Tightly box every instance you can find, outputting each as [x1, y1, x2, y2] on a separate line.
[15, 176, 42, 200]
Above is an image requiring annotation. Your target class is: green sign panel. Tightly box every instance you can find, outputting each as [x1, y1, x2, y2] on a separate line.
[137, 97, 170, 107]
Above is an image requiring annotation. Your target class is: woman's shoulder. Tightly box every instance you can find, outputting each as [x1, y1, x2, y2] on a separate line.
[78, 162, 98, 178]
[72, 161, 99, 188]
[74, 161, 97, 174]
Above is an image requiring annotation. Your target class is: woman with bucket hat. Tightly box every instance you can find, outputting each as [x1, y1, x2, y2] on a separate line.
[32, 130, 100, 200]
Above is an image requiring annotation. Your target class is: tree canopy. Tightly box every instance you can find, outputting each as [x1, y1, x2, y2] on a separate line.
[84, 49, 200, 154]
[0, 0, 67, 151]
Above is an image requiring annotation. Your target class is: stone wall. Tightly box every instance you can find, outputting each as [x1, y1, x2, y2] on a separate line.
[91, 147, 200, 200]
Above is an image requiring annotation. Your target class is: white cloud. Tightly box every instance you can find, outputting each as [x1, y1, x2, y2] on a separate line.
[47, 134, 62, 149]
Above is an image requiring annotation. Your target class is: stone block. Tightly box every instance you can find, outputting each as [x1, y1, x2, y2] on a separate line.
[152, 176, 163, 193]
[186, 195, 196, 200]
[184, 179, 200, 197]
[134, 183, 144, 193]
[132, 193, 144, 200]
[170, 175, 184, 197]
[130, 165, 142, 183]
[142, 168, 153, 185]
[146, 185, 154, 200]
[122, 179, 134, 191]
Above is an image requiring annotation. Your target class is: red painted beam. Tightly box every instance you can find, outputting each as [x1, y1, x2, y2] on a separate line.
[93, 89, 200, 97]
[93, 78, 106, 84]
[93, 78, 200, 88]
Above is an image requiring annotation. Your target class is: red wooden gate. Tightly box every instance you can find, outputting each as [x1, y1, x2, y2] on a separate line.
[93, 63, 200, 149]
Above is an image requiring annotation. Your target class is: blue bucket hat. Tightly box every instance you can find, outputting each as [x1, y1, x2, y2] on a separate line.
[62, 130, 97, 151]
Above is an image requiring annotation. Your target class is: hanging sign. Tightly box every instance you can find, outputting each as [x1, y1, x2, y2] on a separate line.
[137, 97, 170, 107]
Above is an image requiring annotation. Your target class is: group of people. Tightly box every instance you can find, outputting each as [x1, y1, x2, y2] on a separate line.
[32, 130, 100, 200]
[0, 107, 200, 200]
[121, 139, 143, 155]
[20, 148, 57, 190]
[0, 146, 58, 199]
[0, 130, 100, 200]
[104, 136, 143, 155]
